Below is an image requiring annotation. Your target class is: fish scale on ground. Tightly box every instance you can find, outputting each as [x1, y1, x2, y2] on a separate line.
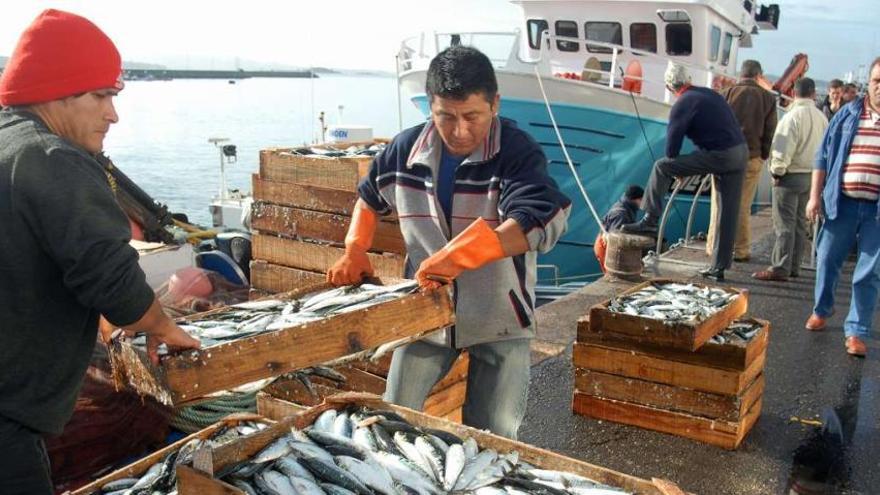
[201, 407, 633, 495]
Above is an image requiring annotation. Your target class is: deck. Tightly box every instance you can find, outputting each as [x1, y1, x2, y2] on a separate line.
[522, 208, 879, 494]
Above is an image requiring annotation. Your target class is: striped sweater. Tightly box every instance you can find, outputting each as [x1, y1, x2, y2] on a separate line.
[358, 117, 571, 348]
[841, 102, 880, 200]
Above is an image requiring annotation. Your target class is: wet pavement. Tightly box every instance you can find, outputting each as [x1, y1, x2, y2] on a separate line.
[520, 212, 880, 494]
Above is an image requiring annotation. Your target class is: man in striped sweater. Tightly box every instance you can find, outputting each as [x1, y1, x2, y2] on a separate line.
[805, 57, 880, 357]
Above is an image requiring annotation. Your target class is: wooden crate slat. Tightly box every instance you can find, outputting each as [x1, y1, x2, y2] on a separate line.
[252, 234, 405, 278]
[577, 317, 770, 372]
[111, 280, 452, 406]
[574, 369, 765, 421]
[250, 261, 325, 294]
[259, 149, 371, 191]
[587, 278, 748, 351]
[349, 354, 394, 378]
[252, 203, 405, 254]
[572, 392, 762, 450]
[252, 174, 358, 215]
[572, 342, 765, 396]
[424, 379, 467, 418]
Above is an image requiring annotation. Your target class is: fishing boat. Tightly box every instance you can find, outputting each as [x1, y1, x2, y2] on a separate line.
[397, 0, 781, 282]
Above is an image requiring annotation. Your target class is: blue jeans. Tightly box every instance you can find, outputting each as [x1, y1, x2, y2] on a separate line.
[814, 195, 880, 338]
[384, 338, 531, 440]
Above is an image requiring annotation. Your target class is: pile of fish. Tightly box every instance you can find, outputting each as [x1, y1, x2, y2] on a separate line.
[131, 281, 419, 352]
[287, 143, 386, 159]
[214, 407, 632, 495]
[607, 282, 737, 323]
[91, 421, 269, 494]
[709, 320, 763, 345]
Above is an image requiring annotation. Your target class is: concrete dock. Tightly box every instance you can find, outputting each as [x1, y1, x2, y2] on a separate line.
[521, 209, 879, 494]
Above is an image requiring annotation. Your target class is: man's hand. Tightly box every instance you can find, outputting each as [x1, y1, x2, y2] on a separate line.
[139, 321, 201, 366]
[327, 248, 374, 286]
[806, 196, 823, 223]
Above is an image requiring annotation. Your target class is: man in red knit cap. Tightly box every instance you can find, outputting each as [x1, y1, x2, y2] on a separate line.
[0, 10, 199, 493]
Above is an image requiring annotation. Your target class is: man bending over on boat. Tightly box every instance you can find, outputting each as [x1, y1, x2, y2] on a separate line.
[622, 63, 748, 281]
[327, 46, 571, 439]
[594, 185, 644, 273]
[0, 10, 199, 493]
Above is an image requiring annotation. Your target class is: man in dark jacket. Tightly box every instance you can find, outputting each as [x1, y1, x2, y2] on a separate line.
[820, 79, 845, 120]
[623, 63, 748, 281]
[0, 10, 199, 494]
[594, 185, 643, 272]
[707, 60, 778, 262]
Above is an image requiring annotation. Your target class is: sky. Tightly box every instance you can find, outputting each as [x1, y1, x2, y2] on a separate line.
[1, 0, 877, 81]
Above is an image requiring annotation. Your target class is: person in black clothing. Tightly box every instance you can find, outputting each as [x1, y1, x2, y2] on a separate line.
[819, 79, 845, 120]
[0, 10, 200, 494]
[594, 186, 643, 272]
[622, 62, 748, 281]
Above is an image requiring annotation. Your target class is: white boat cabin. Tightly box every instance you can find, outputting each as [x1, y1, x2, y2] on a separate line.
[515, 0, 779, 100]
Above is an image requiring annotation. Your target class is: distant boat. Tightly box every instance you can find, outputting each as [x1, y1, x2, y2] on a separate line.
[398, 0, 781, 281]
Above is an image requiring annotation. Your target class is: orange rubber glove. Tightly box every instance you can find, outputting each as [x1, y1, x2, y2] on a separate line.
[415, 218, 506, 290]
[327, 200, 377, 286]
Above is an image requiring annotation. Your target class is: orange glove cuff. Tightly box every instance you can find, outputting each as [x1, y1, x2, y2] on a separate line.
[444, 217, 506, 270]
[345, 200, 378, 253]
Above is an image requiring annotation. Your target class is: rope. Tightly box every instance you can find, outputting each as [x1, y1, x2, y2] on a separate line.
[170, 391, 258, 433]
[533, 65, 606, 235]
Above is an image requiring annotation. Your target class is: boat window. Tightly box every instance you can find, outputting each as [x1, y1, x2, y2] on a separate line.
[555, 20, 579, 52]
[585, 22, 623, 54]
[665, 23, 692, 56]
[721, 32, 734, 65]
[527, 19, 550, 50]
[709, 25, 721, 61]
[630, 23, 657, 53]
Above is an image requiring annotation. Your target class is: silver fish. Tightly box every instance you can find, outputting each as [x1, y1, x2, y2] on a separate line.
[335, 455, 397, 495]
[372, 451, 442, 495]
[289, 476, 328, 495]
[352, 427, 378, 452]
[443, 443, 466, 491]
[276, 455, 318, 484]
[414, 436, 444, 481]
[256, 469, 296, 495]
[252, 436, 292, 464]
[453, 449, 498, 491]
[393, 432, 437, 482]
[315, 409, 338, 432]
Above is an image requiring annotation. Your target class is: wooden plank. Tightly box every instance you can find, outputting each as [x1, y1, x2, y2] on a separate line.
[252, 234, 405, 278]
[71, 414, 266, 495]
[178, 465, 245, 495]
[349, 354, 393, 378]
[110, 280, 454, 406]
[424, 379, 467, 418]
[572, 343, 766, 396]
[587, 278, 748, 351]
[259, 149, 370, 191]
[332, 365, 388, 395]
[443, 407, 463, 424]
[574, 369, 765, 421]
[577, 317, 770, 372]
[250, 260, 325, 294]
[243, 393, 668, 495]
[252, 203, 406, 254]
[572, 392, 763, 450]
[256, 391, 307, 420]
[433, 353, 469, 392]
[253, 174, 358, 215]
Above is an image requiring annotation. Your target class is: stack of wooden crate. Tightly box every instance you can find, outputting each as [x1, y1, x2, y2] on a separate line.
[250, 144, 406, 295]
[263, 353, 469, 423]
[571, 279, 768, 450]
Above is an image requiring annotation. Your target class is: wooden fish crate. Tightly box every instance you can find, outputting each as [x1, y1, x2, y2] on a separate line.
[249, 260, 326, 294]
[261, 353, 469, 422]
[259, 147, 373, 191]
[109, 278, 454, 407]
[588, 278, 749, 351]
[572, 317, 769, 449]
[71, 413, 270, 495]
[177, 393, 682, 495]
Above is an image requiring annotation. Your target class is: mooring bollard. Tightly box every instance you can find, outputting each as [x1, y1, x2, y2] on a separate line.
[605, 232, 654, 281]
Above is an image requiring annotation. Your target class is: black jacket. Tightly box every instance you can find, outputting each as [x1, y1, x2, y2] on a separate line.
[0, 109, 154, 434]
[602, 196, 639, 232]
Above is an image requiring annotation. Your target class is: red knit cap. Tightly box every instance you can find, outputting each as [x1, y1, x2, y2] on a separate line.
[0, 9, 124, 106]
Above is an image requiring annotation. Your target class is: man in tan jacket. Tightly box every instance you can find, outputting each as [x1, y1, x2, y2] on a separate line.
[707, 60, 777, 261]
[753, 78, 828, 281]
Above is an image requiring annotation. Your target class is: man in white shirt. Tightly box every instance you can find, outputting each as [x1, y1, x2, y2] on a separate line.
[753, 78, 829, 281]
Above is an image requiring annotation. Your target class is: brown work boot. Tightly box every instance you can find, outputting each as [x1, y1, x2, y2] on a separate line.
[752, 269, 788, 281]
[846, 336, 867, 357]
[805, 314, 827, 331]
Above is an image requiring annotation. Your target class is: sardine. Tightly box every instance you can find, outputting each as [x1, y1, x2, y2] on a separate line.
[335, 455, 397, 495]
